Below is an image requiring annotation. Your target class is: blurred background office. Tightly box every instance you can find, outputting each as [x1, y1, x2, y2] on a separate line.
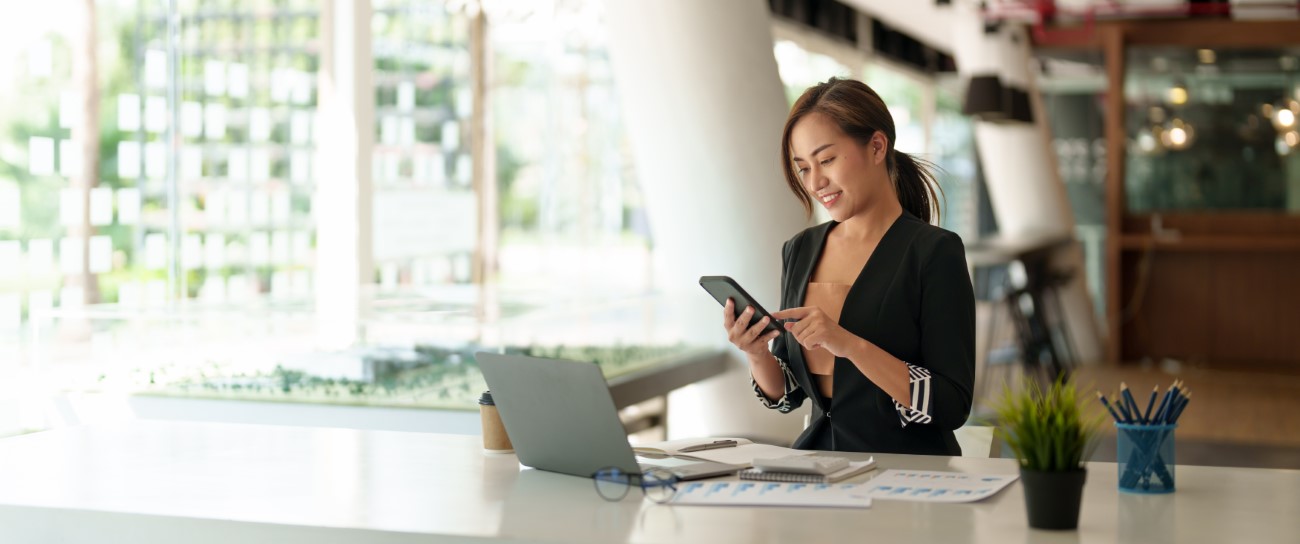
[0, 0, 1297, 469]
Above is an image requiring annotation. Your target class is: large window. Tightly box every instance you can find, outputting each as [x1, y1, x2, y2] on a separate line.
[0, 0, 322, 338]
[0, 1, 656, 374]
[371, 1, 476, 289]
[489, 2, 650, 293]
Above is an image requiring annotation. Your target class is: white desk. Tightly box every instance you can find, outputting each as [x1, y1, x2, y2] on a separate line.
[0, 421, 1296, 543]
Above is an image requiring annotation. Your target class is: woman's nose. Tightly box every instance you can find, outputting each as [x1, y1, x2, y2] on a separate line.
[808, 169, 827, 189]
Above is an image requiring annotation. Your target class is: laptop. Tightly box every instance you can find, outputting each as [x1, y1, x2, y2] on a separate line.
[474, 352, 740, 480]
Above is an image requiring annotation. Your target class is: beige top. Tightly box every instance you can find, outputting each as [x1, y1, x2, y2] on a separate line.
[802, 282, 852, 396]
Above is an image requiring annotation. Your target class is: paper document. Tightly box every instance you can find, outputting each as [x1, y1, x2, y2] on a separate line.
[855, 470, 1018, 503]
[670, 481, 872, 508]
[634, 437, 803, 467]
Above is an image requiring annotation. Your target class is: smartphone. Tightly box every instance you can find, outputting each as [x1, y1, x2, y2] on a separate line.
[698, 276, 783, 335]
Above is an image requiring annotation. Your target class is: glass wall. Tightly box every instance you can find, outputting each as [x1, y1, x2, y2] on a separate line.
[1125, 47, 1300, 213]
[1038, 52, 1109, 321]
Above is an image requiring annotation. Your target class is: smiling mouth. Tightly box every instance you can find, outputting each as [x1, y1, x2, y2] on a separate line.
[819, 191, 842, 208]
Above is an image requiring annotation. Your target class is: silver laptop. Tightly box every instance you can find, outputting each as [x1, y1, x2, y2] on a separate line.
[475, 352, 739, 480]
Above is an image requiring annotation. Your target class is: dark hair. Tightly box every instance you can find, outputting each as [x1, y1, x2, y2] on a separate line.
[780, 77, 942, 224]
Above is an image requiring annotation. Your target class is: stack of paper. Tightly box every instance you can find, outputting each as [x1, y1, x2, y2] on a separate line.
[634, 437, 804, 467]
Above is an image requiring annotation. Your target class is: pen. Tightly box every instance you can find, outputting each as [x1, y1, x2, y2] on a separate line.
[680, 440, 739, 453]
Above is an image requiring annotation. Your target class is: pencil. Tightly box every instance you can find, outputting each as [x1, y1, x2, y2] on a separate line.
[1154, 380, 1180, 424]
[1153, 382, 1173, 424]
[1111, 390, 1133, 423]
[1120, 383, 1141, 424]
[1097, 391, 1124, 423]
[1170, 391, 1192, 424]
[1141, 385, 1158, 424]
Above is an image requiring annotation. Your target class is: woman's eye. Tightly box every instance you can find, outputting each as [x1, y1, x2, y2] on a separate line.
[796, 167, 808, 175]
[820, 158, 834, 166]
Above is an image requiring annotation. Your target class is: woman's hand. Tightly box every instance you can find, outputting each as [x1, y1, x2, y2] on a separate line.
[771, 306, 860, 358]
[723, 298, 781, 357]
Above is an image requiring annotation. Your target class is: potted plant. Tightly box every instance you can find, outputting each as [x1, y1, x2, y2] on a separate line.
[994, 378, 1101, 530]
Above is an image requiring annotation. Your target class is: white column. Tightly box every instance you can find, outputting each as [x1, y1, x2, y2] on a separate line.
[314, 0, 374, 349]
[604, 0, 806, 324]
[604, 0, 811, 442]
[951, 3, 1104, 364]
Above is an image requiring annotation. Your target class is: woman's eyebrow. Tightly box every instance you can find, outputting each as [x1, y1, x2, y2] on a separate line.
[792, 143, 835, 162]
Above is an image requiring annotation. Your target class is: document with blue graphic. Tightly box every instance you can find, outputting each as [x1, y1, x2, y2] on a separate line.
[669, 481, 872, 508]
[856, 470, 1018, 503]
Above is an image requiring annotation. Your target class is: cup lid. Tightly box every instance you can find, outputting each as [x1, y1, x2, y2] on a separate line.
[478, 390, 494, 405]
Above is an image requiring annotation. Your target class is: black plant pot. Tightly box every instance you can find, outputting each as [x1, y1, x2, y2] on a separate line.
[1020, 467, 1087, 530]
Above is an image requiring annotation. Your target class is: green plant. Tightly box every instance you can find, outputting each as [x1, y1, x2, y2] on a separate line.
[994, 378, 1102, 472]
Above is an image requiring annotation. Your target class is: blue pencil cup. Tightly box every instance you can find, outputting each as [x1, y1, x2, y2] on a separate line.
[1116, 423, 1176, 494]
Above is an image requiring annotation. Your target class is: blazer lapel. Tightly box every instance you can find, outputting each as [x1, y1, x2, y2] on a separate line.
[785, 222, 833, 412]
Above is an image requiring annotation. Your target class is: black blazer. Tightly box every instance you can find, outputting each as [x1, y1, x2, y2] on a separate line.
[771, 211, 975, 455]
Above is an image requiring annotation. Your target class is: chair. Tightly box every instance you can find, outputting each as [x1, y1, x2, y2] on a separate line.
[954, 425, 999, 458]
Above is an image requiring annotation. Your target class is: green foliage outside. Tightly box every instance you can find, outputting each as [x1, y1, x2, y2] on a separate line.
[134, 342, 700, 411]
[994, 378, 1103, 472]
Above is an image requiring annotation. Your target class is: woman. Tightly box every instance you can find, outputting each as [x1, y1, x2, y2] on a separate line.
[723, 78, 974, 455]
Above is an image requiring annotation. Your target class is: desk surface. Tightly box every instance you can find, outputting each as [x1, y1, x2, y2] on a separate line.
[0, 421, 1296, 543]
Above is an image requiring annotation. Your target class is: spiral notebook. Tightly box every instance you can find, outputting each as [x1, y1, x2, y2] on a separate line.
[738, 458, 876, 483]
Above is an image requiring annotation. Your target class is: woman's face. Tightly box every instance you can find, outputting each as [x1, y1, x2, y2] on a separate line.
[789, 111, 889, 222]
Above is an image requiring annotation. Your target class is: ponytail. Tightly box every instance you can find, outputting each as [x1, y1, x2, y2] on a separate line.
[890, 150, 942, 226]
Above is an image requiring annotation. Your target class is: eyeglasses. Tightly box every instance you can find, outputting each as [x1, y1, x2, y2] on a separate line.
[592, 466, 679, 503]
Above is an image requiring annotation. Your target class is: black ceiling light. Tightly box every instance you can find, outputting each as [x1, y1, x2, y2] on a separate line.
[962, 74, 1009, 121]
[962, 74, 1035, 124]
[1007, 87, 1034, 123]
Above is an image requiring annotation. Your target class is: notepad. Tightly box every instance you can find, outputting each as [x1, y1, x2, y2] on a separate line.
[633, 437, 804, 467]
[739, 458, 877, 483]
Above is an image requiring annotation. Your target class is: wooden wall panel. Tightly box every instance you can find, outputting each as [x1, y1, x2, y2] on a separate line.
[1211, 255, 1279, 363]
[1122, 252, 1213, 362]
[1282, 254, 1300, 364]
[1123, 251, 1300, 368]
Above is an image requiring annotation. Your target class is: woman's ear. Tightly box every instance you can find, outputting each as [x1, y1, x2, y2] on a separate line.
[871, 131, 889, 165]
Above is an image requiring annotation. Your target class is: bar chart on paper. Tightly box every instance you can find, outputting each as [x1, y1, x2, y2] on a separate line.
[669, 481, 873, 508]
[857, 470, 1018, 503]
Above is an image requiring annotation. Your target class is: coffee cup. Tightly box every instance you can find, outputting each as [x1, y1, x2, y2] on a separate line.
[479, 390, 514, 453]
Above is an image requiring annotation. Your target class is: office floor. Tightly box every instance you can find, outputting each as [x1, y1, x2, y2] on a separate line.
[1068, 362, 1300, 470]
[972, 303, 1300, 470]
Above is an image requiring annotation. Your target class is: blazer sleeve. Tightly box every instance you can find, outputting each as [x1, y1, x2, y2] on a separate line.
[905, 231, 976, 430]
[751, 237, 807, 413]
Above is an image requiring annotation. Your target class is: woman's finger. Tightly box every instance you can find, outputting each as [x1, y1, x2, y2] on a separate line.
[771, 306, 809, 321]
[722, 298, 735, 329]
[743, 317, 769, 344]
[783, 316, 812, 337]
[730, 306, 755, 338]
